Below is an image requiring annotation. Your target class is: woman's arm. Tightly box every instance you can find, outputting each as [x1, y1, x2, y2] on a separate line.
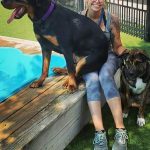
[110, 14, 126, 55]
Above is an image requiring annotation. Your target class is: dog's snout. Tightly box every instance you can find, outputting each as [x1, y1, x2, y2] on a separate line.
[1, 0, 7, 7]
[1, 1, 6, 8]
[1, 0, 7, 4]
[1, 0, 14, 9]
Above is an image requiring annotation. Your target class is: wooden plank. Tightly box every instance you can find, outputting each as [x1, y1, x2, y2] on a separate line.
[0, 76, 64, 122]
[0, 76, 67, 142]
[1, 87, 87, 150]
[24, 93, 89, 150]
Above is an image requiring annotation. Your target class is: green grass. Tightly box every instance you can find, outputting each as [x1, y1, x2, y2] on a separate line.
[0, 5, 35, 40]
[1, 5, 150, 150]
[121, 33, 150, 55]
[65, 106, 150, 150]
[0, 5, 150, 53]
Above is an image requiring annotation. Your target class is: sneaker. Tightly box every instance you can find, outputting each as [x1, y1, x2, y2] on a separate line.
[93, 131, 108, 150]
[112, 129, 128, 150]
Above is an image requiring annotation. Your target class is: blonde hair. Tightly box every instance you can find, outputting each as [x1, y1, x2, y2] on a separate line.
[84, 0, 88, 9]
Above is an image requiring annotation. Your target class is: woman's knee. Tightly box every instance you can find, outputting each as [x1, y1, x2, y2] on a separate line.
[99, 68, 113, 84]
[83, 72, 101, 101]
[83, 72, 99, 87]
[99, 68, 120, 100]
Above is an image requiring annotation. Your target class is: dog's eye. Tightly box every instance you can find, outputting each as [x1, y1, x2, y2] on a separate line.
[125, 61, 131, 66]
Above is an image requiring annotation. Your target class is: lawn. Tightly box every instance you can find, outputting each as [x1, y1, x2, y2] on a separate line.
[1, 5, 150, 150]
[66, 106, 150, 150]
[0, 5, 35, 40]
[0, 5, 150, 54]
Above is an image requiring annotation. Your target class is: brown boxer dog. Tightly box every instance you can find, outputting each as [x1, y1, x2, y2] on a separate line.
[120, 49, 150, 126]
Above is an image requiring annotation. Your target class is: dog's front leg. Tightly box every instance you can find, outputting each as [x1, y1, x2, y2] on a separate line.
[120, 75, 130, 118]
[63, 51, 77, 92]
[137, 104, 145, 127]
[75, 57, 87, 76]
[122, 92, 130, 118]
[63, 73, 77, 92]
[137, 89, 148, 127]
[30, 49, 51, 88]
[137, 93, 147, 126]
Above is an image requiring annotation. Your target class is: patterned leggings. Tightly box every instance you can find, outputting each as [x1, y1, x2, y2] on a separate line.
[83, 52, 120, 101]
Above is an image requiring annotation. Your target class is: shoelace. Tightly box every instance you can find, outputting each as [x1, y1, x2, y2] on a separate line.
[93, 133, 106, 146]
[115, 131, 128, 144]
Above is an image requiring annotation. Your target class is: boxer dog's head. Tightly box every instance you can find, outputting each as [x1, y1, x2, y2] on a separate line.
[120, 49, 150, 87]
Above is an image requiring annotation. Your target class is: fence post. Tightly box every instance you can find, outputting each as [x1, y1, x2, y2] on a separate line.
[145, 0, 150, 41]
[77, 0, 84, 11]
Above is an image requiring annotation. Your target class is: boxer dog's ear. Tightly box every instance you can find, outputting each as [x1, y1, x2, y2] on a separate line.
[140, 53, 150, 62]
[135, 52, 150, 63]
[132, 49, 150, 62]
[120, 49, 129, 59]
[119, 49, 130, 67]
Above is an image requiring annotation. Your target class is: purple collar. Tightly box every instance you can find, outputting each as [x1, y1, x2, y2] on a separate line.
[41, 0, 56, 21]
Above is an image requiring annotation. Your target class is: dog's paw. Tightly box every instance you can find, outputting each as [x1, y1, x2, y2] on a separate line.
[30, 81, 43, 88]
[63, 81, 77, 93]
[53, 67, 67, 75]
[137, 117, 145, 127]
[123, 113, 128, 118]
[63, 76, 77, 93]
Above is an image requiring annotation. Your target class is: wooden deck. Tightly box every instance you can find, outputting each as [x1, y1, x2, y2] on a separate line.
[0, 36, 90, 150]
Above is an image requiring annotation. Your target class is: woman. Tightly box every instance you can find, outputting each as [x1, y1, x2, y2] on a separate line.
[82, 0, 128, 150]
[54, 0, 128, 149]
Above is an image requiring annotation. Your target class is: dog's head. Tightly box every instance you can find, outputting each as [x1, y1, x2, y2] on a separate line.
[1, 0, 53, 23]
[120, 49, 150, 87]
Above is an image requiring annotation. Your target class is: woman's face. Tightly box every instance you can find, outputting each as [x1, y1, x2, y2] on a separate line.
[87, 0, 105, 12]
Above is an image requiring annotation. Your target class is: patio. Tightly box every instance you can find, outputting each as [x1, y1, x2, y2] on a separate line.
[0, 36, 90, 150]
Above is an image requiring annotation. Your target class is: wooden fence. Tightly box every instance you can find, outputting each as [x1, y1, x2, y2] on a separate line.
[58, 0, 84, 12]
[58, 0, 150, 41]
[107, 0, 150, 41]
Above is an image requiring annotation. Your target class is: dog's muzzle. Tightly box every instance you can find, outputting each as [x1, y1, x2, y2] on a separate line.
[1, 0, 22, 9]
[1, 0, 14, 9]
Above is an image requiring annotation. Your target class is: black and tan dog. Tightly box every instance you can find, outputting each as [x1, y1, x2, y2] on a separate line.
[120, 49, 150, 126]
[1, 0, 109, 91]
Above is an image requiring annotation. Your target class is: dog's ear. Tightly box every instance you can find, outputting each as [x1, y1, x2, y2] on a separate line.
[119, 50, 130, 67]
[141, 53, 150, 61]
[137, 53, 150, 62]
[131, 49, 150, 62]
[120, 49, 129, 58]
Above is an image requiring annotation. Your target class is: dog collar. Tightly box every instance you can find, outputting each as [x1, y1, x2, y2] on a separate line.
[41, 0, 56, 21]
